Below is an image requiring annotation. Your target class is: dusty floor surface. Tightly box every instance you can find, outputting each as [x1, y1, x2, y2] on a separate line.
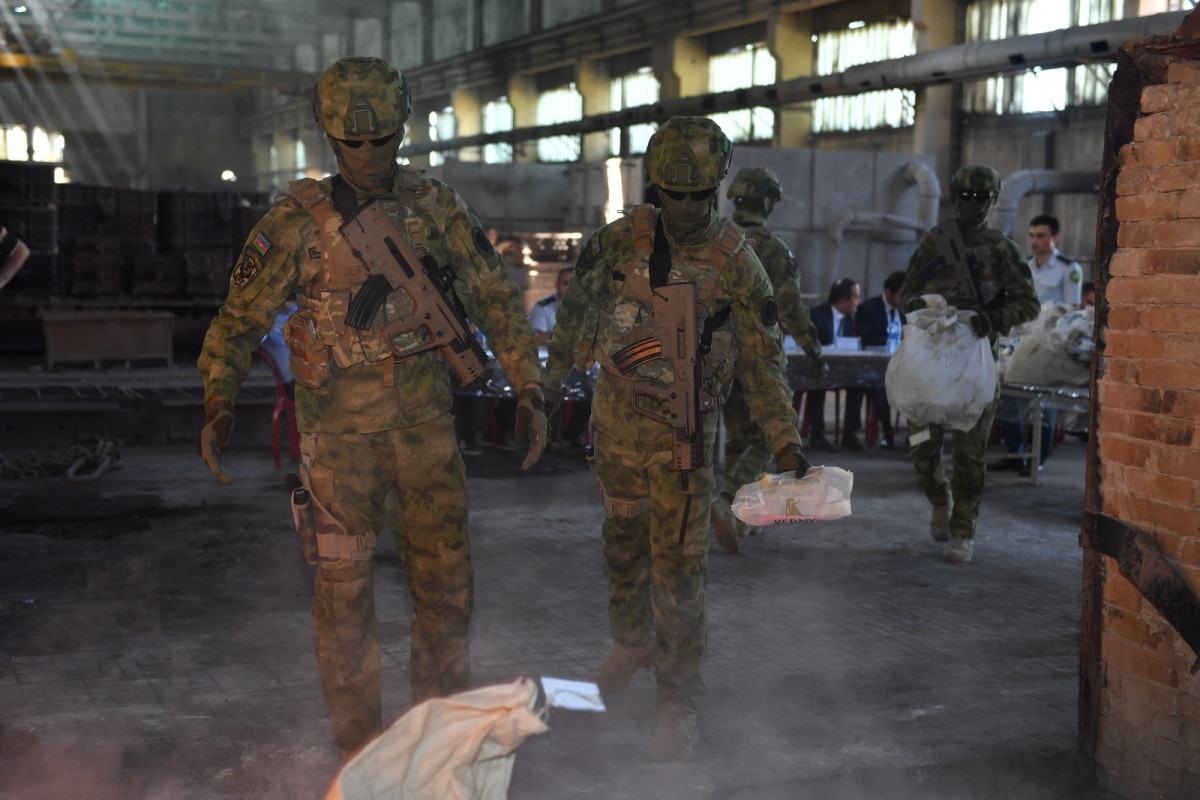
[0, 419, 1112, 799]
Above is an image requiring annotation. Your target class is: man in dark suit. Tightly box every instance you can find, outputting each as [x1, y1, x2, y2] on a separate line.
[855, 270, 907, 448]
[807, 278, 863, 450]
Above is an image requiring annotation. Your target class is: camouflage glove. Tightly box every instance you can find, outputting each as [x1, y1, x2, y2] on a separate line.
[198, 398, 234, 484]
[514, 384, 548, 470]
[806, 349, 829, 381]
[969, 308, 1002, 338]
[774, 442, 812, 478]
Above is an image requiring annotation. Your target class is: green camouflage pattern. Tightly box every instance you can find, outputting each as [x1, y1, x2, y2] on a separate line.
[719, 218, 820, 499]
[308, 416, 471, 755]
[644, 116, 732, 191]
[726, 166, 782, 203]
[950, 163, 1002, 194]
[198, 171, 541, 434]
[592, 428, 712, 709]
[899, 200, 1037, 542]
[313, 56, 411, 139]
[909, 383, 1001, 540]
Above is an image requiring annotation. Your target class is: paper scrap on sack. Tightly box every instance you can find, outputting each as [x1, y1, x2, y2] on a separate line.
[884, 294, 997, 432]
[327, 677, 550, 800]
[731, 466, 854, 526]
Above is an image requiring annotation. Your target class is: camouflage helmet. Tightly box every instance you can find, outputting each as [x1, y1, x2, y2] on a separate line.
[644, 116, 733, 192]
[950, 164, 1002, 195]
[726, 166, 782, 202]
[312, 56, 412, 140]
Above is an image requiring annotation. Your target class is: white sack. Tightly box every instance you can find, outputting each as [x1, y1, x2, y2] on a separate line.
[327, 677, 549, 800]
[999, 303, 1094, 386]
[885, 295, 997, 432]
[731, 466, 854, 526]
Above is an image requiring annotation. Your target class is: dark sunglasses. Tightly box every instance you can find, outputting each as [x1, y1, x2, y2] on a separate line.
[957, 189, 991, 202]
[661, 186, 717, 202]
[338, 132, 397, 149]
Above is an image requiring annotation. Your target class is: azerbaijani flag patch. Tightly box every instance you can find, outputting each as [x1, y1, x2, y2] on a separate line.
[252, 232, 272, 255]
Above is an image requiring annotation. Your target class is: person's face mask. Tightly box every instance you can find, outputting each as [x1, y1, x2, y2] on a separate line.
[658, 185, 716, 235]
[330, 131, 401, 191]
[954, 188, 994, 227]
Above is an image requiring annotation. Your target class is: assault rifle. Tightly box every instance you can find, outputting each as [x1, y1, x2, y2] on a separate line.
[611, 282, 701, 471]
[341, 201, 487, 387]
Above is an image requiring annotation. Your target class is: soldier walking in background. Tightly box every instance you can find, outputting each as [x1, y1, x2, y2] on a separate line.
[900, 165, 1039, 564]
[711, 167, 826, 552]
[544, 117, 809, 760]
[196, 57, 547, 759]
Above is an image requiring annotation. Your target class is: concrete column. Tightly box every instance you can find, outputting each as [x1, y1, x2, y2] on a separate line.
[508, 74, 539, 163]
[452, 88, 483, 162]
[653, 33, 707, 101]
[577, 59, 612, 163]
[769, 10, 814, 148]
[912, 0, 958, 197]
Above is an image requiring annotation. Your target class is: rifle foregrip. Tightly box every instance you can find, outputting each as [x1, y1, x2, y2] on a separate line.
[345, 273, 392, 330]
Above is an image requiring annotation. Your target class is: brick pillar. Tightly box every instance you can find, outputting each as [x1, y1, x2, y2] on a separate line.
[1085, 12, 1200, 800]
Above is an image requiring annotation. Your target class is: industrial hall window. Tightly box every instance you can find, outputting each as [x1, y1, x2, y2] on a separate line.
[1, 124, 64, 165]
[609, 68, 660, 157]
[428, 107, 456, 167]
[537, 84, 583, 162]
[812, 20, 916, 133]
[708, 44, 775, 144]
[964, 0, 1128, 114]
[483, 99, 514, 165]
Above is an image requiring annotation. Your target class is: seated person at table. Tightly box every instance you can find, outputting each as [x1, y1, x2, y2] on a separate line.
[807, 278, 864, 451]
[855, 270, 906, 449]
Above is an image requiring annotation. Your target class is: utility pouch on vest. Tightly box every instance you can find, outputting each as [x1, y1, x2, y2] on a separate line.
[584, 444, 652, 519]
[284, 311, 335, 389]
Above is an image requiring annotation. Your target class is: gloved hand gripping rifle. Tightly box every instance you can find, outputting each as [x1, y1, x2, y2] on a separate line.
[341, 201, 487, 387]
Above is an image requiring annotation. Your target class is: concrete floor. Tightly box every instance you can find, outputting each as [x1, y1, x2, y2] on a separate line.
[0, 405, 1110, 799]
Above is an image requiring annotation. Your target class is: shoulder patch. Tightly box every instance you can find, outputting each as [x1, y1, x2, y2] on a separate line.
[1069, 270, 1082, 284]
[471, 227, 495, 257]
[231, 246, 265, 289]
[763, 296, 779, 327]
[576, 235, 600, 275]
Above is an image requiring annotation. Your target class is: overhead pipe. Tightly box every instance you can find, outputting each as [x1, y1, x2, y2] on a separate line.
[902, 161, 941, 230]
[823, 211, 927, 295]
[991, 169, 1101, 235]
[398, 10, 1188, 158]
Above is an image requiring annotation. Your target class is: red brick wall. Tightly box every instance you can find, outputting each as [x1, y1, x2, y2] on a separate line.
[1098, 58, 1200, 800]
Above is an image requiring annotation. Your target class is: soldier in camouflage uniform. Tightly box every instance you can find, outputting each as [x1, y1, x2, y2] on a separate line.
[899, 164, 1038, 564]
[544, 117, 809, 760]
[711, 166, 826, 553]
[197, 57, 548, 758]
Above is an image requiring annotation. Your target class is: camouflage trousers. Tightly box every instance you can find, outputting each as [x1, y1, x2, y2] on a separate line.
[301, 413, 472, 757]
[592, 428, 713, 712]
[718, 379, 773, 500]
[908, 383, 1001, 541]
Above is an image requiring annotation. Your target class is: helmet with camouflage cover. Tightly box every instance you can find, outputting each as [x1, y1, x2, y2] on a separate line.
[951, 164, 1002, 227]
[312, 56, 412, 141]
[726, 167, 782, 203]
[644, 116, 733, 191]
[950, 164, 1002, 196]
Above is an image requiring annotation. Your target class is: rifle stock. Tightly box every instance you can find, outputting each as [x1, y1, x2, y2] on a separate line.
[340, 201, 487, 387]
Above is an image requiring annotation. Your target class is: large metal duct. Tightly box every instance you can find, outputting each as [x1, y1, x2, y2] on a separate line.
[399, 10, 1188, 158]
[903, 161, 941, 230]
[823, 212, 927, 293]
[991, 169, 1102, 235]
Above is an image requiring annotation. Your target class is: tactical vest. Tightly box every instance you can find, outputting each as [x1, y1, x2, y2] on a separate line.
[602, 204, 745, 399]
[282, 177, 428, 389]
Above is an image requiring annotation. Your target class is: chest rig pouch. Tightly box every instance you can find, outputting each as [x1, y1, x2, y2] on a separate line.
[283, 177, 428, 389]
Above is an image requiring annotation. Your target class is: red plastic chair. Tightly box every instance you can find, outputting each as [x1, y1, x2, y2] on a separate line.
[257, 350, 300, 468]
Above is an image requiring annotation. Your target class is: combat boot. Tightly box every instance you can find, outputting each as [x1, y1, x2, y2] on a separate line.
[943, 537, 974, 563]
[710, 496, 741, 553]
[650, 705, 698, 762]
[930, 504, 951, 542]
[593, 642, 654, 694]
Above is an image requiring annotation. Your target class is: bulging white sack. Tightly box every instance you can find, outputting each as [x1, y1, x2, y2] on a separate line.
[999, 303, 1094, 387]
[731, 466, 854, 526]
[885, 295, 997, 432]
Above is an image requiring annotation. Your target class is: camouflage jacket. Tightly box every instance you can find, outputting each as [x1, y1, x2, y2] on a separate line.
[545, 204, 800, 457]
[198, 169, 541, 434]
[733, 212, 822, 364]
[900, 218, 1039, 356]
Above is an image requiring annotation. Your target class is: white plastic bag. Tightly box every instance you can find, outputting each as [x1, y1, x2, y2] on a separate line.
[731, 466, 854, 526]
[999, 303, 1093, 386]
[885, 294, 997, 432]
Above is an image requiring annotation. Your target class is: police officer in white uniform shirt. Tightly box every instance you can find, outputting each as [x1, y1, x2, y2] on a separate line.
[529, 265, 572, 345]
[1027, 214, 1083, 306]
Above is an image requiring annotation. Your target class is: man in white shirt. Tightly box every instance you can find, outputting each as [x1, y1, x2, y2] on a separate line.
[1027, 214, 1083, 306]
[529, 265, 571, 345]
